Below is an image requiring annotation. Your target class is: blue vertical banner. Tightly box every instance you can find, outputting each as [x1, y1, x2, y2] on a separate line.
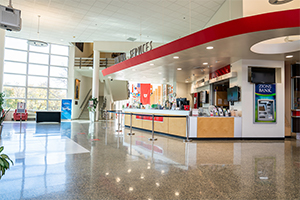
[61, 99, 72, 120]
[254, 84, 276, 123]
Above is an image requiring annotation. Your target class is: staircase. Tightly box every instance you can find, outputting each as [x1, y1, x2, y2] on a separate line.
[78, 95, 91, 120]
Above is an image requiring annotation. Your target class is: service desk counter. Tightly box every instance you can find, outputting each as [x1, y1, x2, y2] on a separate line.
[124, 109, 189, 138]
[123, 109, 242, 139]
[189, 116, 242, 138]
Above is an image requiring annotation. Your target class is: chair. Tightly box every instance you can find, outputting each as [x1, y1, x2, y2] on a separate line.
[13, 109, 28, 121]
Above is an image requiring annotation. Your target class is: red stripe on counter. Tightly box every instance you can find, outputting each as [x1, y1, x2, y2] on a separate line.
[292, 111, 300, 116]
[102, 9, 300, 76]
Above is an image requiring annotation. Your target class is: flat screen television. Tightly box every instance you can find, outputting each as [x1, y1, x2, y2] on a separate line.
[227, 86, 239, 102]
[251, 67, 275, 84]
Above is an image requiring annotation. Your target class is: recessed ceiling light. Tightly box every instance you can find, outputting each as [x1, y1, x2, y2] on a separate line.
[203, 62, 208, 65]
[129, 187, 133, 191]
[173, 56, 179, 59]
[150, 63, 154, 66]
[286, 55, 293, 58]
[206, 46, 213, 50]
[60, 39, 64, 41]
[177, 68, 182, 70]
[132, 69, 136, 71]
[158, 72, 162, 74]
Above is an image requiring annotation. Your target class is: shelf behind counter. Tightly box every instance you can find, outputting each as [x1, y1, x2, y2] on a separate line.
[123, 109, 242, 139]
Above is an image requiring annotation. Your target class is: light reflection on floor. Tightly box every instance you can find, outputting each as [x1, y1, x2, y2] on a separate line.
[0, 120, 299, 199]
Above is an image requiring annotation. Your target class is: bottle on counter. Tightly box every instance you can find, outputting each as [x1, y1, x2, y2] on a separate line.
[228, 109, 231, 117]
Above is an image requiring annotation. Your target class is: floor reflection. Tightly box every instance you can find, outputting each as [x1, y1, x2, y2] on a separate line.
[0, 121, 299, 199]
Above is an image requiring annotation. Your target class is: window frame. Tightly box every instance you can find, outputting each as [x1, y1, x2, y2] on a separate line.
[2, 37, 69, 111]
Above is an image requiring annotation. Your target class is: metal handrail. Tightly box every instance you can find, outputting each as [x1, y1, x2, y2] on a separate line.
[79, 89, 92, 109]
[74, 57, 115, 68]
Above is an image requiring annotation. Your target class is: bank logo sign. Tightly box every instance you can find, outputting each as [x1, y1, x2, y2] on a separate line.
[254, 84, 276, 123]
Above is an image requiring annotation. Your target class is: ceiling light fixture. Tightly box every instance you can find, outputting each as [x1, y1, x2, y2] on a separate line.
[203, 62, 208, 65]
[173, 56, 179, 59]
[28, 15, 48, 47]
[177, 68, 182, 70]
[158, 72, 162, 74]
[286, 55, 293, 58]
[150, 63, 154, 66]
[206, 46, 213, 50]
[269, 0, 293, 5]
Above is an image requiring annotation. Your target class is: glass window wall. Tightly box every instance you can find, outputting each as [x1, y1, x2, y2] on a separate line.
[2, 37, 69, 111]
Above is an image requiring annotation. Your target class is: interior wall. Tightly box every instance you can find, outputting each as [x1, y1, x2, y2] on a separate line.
[230, 60, 243, 112]
[100, 52, 114, 59]
[74, 43, 94, 57]
[204, 0, 243, 29]
[240, 59, 285, 138]
[243, 0, 300, 17]
[285, 63, 292, 136]
[176, 82, 192, 103]
[72, 71, 92, 119]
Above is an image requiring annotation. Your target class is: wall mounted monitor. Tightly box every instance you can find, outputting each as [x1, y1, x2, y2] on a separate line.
[250, 67, 275, 84]
[227, 86, 240, 102]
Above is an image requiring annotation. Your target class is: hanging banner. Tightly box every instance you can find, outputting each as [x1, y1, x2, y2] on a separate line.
[254, 84, 276, 123]
[140, 83, 151, 105]
[61, 99, 72, 120]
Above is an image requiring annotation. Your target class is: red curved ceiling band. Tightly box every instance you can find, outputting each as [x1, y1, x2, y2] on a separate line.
[102, 9, 300, 76]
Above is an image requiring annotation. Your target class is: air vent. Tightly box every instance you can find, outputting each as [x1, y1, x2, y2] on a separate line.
[127, 37, 137, 42]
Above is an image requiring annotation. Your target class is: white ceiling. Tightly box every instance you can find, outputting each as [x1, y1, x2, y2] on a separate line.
[1, 0, 225, 45]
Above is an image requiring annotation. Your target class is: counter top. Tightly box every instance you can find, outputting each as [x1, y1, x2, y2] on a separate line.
[123, 108, 190, 115]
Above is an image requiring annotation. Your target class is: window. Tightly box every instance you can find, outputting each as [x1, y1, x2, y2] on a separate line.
[2, 37, 69, 111]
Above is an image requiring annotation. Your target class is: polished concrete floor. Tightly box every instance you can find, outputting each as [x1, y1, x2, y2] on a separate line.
[0, 120, 299, 199]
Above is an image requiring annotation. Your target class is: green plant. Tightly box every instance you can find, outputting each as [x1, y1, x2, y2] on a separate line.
[0, 93, 9, 125]
[0, 92, 5, 110]
[0, 146, 13, 179]
[87, 97, 99, 112]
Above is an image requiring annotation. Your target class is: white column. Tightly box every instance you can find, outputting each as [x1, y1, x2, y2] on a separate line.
[0, 29, 6, 92]
[92, 50, 100, 121]
[67, 45, 75, 119]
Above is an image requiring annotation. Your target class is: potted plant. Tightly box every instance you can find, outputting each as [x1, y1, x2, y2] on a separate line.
[0, 146, 13, 179]
[87, 97, 98, 122]
[0, 92, 9, 135]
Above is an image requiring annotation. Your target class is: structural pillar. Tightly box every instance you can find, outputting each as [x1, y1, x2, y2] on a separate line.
[0, 29, 6, 93]
[92, 50, 100, 121]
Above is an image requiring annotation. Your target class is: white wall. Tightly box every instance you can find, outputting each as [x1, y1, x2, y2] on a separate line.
[243, 0, 300, 17]
[238, 59, 285, 138]
[72, 71, 92, 119]
[107, 79, 129, 101]
[176, 82, 192, 103]
[204, 0, 243, 29]
[230, 60, 243, 111]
